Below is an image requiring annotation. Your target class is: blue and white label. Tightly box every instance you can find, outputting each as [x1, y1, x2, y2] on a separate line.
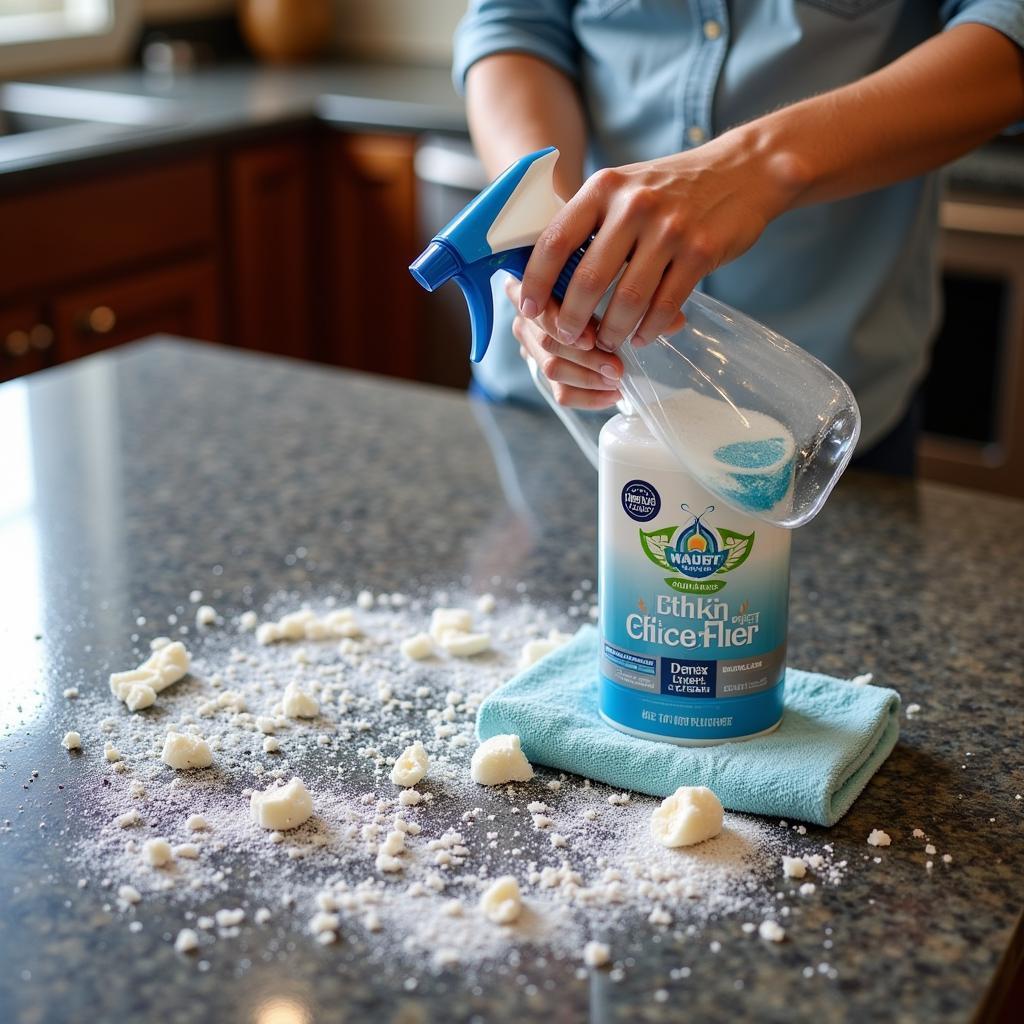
[600, 449, 791, 744]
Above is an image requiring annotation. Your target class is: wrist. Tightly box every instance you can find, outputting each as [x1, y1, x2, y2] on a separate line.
[724, 115, 817, 218]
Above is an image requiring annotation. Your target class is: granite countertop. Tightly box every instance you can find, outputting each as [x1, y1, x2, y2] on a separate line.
[1, 339, 1023, 1024]
[0, 59, 1022, 197]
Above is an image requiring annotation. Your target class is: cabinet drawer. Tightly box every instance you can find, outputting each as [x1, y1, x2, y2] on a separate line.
[52, 258, 221, 361]
[0, 158, 217, 299]
[0, 303, 54, 382]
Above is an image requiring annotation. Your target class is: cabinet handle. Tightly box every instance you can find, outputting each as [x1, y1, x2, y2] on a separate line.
[30, 324, 54, 350]
[77, 306, 117, 335]
[5, 329, 29, 357]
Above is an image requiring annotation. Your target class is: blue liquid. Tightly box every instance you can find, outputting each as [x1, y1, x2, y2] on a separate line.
[714, 437, 788, 469]
[712, 437, 794, 512]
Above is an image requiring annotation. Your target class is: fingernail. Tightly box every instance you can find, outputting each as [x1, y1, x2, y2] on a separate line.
[558, 327, 577, 345]
[520, 297, 539, 319]
[600, 363, 620, 381]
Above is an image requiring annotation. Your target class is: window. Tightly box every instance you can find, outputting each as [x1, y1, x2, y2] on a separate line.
[0, 1, 115, 45]
[0, 0, 136, 77]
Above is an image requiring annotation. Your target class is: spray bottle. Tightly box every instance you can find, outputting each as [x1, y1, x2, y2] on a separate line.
[410, 148, 860, 744]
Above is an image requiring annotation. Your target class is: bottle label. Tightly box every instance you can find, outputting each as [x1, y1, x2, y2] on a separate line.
[599, 461, 790, 743]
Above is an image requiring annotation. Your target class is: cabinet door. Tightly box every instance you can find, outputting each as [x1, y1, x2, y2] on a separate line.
[0, 158, 217, 301]
[0, 303, 55, 382]
[228, 138, 314, 359]
[52, 258, 221, 362]
[323, 132, 419, 379]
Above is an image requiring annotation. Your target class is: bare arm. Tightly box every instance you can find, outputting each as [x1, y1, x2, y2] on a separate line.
[762, 23, 1024, 207]
[466, 52, 586, 197]
[514, 22, 1024, 406]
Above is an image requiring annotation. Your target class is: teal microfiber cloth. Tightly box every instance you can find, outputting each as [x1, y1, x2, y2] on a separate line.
[477, 625, 900, 827]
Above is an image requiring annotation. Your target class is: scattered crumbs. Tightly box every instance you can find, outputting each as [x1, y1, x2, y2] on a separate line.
[582, 940, 610, 967]
[49, 588, 858, 977]
[906, 704, 921, 717]
[782, 856, 806, 879]
[867, 829, 891, 848]
[63, 687, 79, 699]
[61, 731, 81, 750]
[196, 605, 218, 627]
[758, 920, 785, 942]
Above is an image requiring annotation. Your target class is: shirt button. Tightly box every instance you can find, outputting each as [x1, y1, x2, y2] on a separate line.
[703, 20, 722, 40]
[687, 125, 706, 144]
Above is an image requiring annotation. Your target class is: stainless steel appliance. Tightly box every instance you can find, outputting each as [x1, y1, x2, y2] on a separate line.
[923, 186, 1024, 498]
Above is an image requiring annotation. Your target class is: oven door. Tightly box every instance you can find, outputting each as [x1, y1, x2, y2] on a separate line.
[921, 195, 1024, 498]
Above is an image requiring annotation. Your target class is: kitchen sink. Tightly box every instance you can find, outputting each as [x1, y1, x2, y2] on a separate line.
[0, 110, 92, 136]
[0, 82, 183, 165]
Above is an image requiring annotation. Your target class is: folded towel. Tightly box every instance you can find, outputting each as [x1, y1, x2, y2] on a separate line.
[477, 625, 899, 826]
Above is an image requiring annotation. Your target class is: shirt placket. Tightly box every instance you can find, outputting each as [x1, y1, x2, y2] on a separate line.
[681, 0, 730, 148]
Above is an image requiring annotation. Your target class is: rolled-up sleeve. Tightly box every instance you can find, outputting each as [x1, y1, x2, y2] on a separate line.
[452, 0, 580, 94]
[939, 0, 1024, 131]
[939, 0, 1024, 48]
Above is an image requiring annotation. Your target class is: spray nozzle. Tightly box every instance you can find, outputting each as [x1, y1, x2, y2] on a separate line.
[409, 241, 460, 292]
[408, 146, 566, 363]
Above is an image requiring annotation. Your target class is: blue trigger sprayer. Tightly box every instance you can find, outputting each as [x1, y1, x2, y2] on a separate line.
[409, 146, 861, 530]
[409, 147, 573, 362]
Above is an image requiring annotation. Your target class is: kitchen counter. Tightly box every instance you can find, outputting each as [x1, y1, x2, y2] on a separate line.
[0, 60, 1022, 197]
[1, 339, 1023, 1024]
[0, 61, 466, 189]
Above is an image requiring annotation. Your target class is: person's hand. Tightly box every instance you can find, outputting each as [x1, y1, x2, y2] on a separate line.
[504, 278, 623, 409]
[517, 139, 793, 351]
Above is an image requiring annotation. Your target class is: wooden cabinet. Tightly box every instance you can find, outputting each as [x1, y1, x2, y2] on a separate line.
[52, 259, 221, 361]
[0, 154, 222, 374]
[322, 132, 419, 378]
[227, 137, 314, 359]
[0, 129, 423, 386]
[0, 303, 54, 382]
[0, 159, 217, 298]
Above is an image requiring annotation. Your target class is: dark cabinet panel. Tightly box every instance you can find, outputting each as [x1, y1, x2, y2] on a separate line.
[228, 138, 314, 359]
[52, 258, 221, 362]
[322, 132, 419, 378]
[0, 158, 217, 300]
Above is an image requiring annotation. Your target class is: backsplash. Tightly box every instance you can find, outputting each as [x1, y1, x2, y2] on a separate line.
[332, 0, 464, 65]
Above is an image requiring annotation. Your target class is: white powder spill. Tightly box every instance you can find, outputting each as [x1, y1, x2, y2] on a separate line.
[56, 588, 847, 972]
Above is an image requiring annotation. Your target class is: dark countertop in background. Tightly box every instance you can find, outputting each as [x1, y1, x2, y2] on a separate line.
[0, 61, 466, 189]
[1, 60, 1022, 197]
[1, 339, 1022, 1024]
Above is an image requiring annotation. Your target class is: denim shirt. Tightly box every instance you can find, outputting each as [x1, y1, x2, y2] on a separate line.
[453, 0, 1024, 448]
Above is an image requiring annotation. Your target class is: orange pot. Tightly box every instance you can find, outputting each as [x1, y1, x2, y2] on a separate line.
[239, 0, 334, 64]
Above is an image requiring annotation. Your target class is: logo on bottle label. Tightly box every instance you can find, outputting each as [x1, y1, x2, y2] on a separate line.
[621, 479, 661, 522]
[638, 505, 754, 594]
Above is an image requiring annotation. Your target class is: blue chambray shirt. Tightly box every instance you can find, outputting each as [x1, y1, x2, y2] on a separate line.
[453, 0, 1024, 449]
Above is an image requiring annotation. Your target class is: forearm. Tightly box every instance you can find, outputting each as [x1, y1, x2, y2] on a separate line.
[742, 23, 1024, 213]
[466, 53, 587, 199]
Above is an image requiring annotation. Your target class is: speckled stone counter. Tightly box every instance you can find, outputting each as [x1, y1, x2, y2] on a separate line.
[1, 339, 1022, 1024]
